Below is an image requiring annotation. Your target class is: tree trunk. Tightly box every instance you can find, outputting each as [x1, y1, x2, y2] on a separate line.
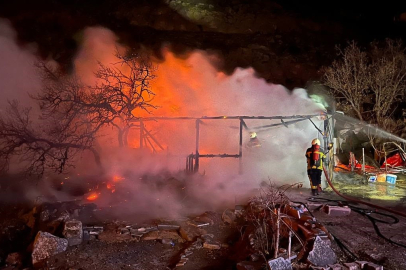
[123, 127, 130, 147]
[117, 128, 124, 147]
[89, 147, 103, 173]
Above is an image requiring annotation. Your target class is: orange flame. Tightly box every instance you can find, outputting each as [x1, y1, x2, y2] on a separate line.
[87, 193, 99, 201]
[113, 175, 125, 182]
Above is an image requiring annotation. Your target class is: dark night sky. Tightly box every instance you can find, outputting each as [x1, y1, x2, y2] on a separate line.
[1, 0, 406, 88]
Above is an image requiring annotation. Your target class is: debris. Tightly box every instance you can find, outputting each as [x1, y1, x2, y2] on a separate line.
[203, 242, 221, 250]
[176, 257, 188, 267]
[235, 205, 245, 216]
[62, 219, 83, 246]
[179, 226, 203, 242]
[83, 225, 104, 236]
[365, 262, 383, 270]
[267, 257, 293, 270]
[6, 252, 23, 267]
[161, 238, 175, 246]
[32, 231, 68, 266]
[355, 261, 369, 269]
[143, 230, 184, 243]
[250, 253, 260, 262]
[307, 236, 337, 267]
[328, 264, 344, 270]
[157, 224, 180, 230]
[222, 209, 236, 224]
[236, 261, 263, 270]
[187, 220, 210, 227]
[323, 205, 351, 216]
[343, 262, 360, 270]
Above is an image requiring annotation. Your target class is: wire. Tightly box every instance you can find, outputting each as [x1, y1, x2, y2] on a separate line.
[308, 194, 406, 249]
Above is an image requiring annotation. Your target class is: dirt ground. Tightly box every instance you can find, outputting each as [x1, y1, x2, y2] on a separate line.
[1, 174, 406, 270]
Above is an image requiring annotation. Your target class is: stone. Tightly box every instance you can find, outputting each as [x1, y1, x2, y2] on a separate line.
[310, 266, 331, 270]
[307, 236, 337, 267]
[32, 231, 68, 266]
[222, 209, 236, 224]
[62, 219, 82, 246]
[267, 257, 293, 270]
[343, 262, 360, 270]
[142, 230, 184, 243]
[203, 242, 221, 250]
[161, 238, 175, 246]
[237, 261, 263, 270]
[323, 205, 351, 217]
[328, 264, 343, 270]
[365, 263, 383, 270]
[6, 252, 23, 266]
[179, 226, 202, 242]
[355, 261, 368, 269]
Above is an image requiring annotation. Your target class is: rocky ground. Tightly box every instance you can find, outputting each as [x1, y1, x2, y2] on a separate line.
[0, 172, 405, 270]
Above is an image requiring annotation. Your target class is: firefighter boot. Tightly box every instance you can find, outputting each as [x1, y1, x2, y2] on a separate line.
[317, 185, 323, 194]
[311, 189, 317, 196]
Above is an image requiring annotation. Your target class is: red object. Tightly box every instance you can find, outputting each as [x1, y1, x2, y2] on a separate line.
[381, 152, 405, 168]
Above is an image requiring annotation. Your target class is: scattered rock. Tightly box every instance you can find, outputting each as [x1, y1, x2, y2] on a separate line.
[307, 236, 337, 267]
[203, 242, 221, 250]
[179, 225, 203, 242]
[344, 262, 360, 270]
[6, 252, 23, 267]
[222, 209, 236, 224]
[323, 205, 351, 217]
[62, 219, 83, 246]
[267, 257, 293, 270]
[365, 262, 383, 270]
[143, 230, 184, 243]
[355, 261, 369, 269]
[328, 264, 343, 270]
[32, 231, 68, 266]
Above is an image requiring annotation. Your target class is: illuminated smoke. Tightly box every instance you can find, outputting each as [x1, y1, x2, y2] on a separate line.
[0, 24, 325, 220]
[70, 27, 325, 220]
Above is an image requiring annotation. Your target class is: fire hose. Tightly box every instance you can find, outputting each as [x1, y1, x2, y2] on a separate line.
[321, 167, 406, 249]
[322, 166, 406, 219]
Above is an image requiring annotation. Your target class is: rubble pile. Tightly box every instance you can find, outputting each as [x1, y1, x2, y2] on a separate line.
[0, 184, 387, 270]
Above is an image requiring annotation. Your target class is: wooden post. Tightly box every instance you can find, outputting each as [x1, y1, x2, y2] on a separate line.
[288, 231, 292, 260]
[274, 207, 280, 259]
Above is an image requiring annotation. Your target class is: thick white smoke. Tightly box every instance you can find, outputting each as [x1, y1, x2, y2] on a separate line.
[68, 27, 326, 220]
[0, 24, 326, 220]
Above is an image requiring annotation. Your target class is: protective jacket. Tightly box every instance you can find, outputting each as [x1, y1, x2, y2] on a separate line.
[306, 145, 326, 170]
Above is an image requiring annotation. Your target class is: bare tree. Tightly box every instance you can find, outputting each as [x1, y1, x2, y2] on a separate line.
[322, 41, 370, 121]
[369, 39, 406, 126]
[36, 51, 157, 147]
[0, 101, 101, 175]
[93, 51, 157, 146]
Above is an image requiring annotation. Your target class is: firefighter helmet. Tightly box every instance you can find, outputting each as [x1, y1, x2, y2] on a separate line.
[311, 138, 320, 146]
[250, 132, 257, 139]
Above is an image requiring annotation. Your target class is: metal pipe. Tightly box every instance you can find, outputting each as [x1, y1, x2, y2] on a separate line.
[239, 118, 243, 175]
[195, 120, 200, 172]
[129, 114, 320, 122]
[140, 120, 144, 149]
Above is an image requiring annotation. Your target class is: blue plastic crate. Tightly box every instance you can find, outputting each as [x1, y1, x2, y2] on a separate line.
[386, 174, 397, 185]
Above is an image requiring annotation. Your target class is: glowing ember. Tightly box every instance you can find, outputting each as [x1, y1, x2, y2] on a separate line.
[87, 193, 99, 201]
[113, 175, 125, 182]
[106, 183, 113, 189]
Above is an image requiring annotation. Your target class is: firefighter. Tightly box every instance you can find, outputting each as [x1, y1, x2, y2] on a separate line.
[306, 138, 326, 196]
[246, 132, 261, 148]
